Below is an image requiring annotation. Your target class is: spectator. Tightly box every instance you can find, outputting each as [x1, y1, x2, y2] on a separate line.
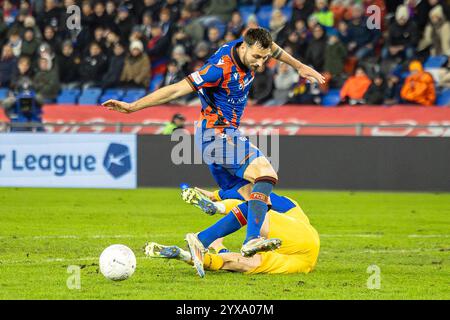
[93, 0, 114, 30]
[10, 56, 34, 92]
[336, 20, 351, 46]
[172, 28, 194, 56]
[400, 60, 436, 106]
[382, 5, 419, 61]
[224, 30, 238, 43]
[385, 74, 402, 105]
[140, 11, 153, 41]
[340, 66, 372, 105]
[305, 25, 327, 72]
[146, 23, 171, 62]
[202, 0, 238, 23]
[171, 45, 191, 74]
[206, 26, 222, 55]
[2, 0, 18, 27]
[115, 5, 135, 43]
[165, 0, 182, 24]
[101, 42, 126, 89]
[159, 7, 174, 37]
[290, 0, 315, 27]
[418, 5, 450, 56]
[42, 25, 61, 54]
[21, 28, 40, 59]
[57, 40, 80, 89]
[7, 29, 22, 57]
[120, 40, 151, 88]
[79, 41, 108, 88]
[0, 45, 17, 87]
[139, 0, 162, 21]
[1, 56, 34, 112]
[190, 41, 210, 71]
[228, 11, 245, 36]
[162, 113, 186, 135]
[347, 4, 381, 60]
[364, 73, 387, 105]
[249, 65, 274, 105]
[281, 29, 308, 60]
[37, 0, 61, 32]
[164, 59, 184, 86]
[269, 9, 288, 41]
[312, 0, 334, 28]
[177, 5, 204, 44]
[324, 28, 347, 87]
[265, 62, 299, 106]
[33, 56, 60, 104]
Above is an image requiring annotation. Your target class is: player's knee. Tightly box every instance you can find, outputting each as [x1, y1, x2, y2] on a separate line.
[244, 157, 278, 184]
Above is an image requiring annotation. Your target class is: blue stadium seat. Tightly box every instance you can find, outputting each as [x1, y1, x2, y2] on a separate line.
[126, 88, 146, 97]
[239, 5, 256, 23]
[0, 87, 9, 100]
[56, 88, 80, 104]
[78, 87, 102, 105]
[424, 55, 448, 69]
[322, 90, 341, 107]
[122, 88, 146, 103]
[257, 5, 273, 29]
[436, 89, 450, 106]
[104, 88, 125, 99]
[149, 74, 164, 92]
[60, 88, 81, 96]
[281, 5, 293, 20]
[56, 93, 77, 104]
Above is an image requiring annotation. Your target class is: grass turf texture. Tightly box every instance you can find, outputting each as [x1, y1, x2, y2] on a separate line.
[0, 187, 449, 300]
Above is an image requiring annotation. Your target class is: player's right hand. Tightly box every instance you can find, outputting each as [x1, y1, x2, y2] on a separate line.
[102, 99, 134, 113]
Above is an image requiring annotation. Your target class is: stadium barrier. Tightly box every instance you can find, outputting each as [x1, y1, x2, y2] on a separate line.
[1, 104, 450, 136]
[0, 133, 137, 189]
[1, 132, 449, 191]
[138, 135, 450, 192]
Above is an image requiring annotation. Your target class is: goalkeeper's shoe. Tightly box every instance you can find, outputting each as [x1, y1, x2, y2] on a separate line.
[240, 237, 282, 257]
[144, 242, 191, 261]
[185, 233, 206, 278]
[181, 187, 217, 215]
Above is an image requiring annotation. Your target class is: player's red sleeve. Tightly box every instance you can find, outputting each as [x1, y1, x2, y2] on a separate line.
[185, 63, 223, 91]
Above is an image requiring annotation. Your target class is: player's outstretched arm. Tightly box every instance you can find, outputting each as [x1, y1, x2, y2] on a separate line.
[271, 42, 325, 84]
[101, 79, 194, 113]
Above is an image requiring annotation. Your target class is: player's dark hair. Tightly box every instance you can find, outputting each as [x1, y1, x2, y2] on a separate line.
[244, 28, 273, 49]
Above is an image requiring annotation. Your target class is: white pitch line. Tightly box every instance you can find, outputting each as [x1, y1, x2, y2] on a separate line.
[1, 248, 448, 266]
[0, 234, 448, 241]
[408, 234, 450, 238]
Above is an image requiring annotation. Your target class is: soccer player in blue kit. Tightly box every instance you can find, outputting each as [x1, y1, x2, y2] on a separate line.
[103, 28, 324, 277]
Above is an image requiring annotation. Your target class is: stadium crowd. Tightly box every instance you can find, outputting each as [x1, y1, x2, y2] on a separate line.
[0, 0, 449, 111]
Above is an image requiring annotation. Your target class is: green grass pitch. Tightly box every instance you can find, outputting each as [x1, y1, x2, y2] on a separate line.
[0, 187, 449, 300]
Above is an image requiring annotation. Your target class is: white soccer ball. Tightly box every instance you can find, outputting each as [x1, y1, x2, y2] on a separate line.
[99, 244, 136, 281]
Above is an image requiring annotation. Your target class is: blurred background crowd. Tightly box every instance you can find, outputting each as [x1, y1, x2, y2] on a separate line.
[0, 0, 449, 113]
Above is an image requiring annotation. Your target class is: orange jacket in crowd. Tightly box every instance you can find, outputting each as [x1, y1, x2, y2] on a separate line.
[400, 61, 436, 106]
[340, 74, 372, 100]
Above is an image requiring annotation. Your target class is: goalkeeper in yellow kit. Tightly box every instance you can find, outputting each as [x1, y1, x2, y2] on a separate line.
[145, 185, 320, 275]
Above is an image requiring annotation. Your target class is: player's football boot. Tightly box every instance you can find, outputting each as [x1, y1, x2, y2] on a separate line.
[240, 237, 282, 257]
[181, 187, 217, 215]
[185, 233, 206, 278]
[144, 242, 192, 261]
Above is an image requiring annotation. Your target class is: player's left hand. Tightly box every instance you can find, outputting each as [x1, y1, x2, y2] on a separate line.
[298, 64, 326, 84]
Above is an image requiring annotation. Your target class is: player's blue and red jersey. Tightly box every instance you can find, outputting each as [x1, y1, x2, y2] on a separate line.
[185, 38, 255, 129]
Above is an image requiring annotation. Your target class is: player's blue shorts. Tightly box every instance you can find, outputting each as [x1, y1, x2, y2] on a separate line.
[194, 125, 262, 190]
